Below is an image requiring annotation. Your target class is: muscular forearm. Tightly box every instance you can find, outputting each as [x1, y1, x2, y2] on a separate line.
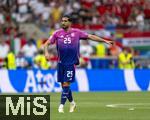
[43, 39, 51, 60]
[43, 40, 50, 53]
[87, 34, 114, 46]
[88, 34, 108, 43]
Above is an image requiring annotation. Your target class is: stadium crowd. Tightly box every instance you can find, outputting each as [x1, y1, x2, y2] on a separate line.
[0, 0, 150, 69]
[0, 0, 149, 28]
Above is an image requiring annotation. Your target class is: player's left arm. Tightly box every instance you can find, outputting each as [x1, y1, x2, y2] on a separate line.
[87, 34, 114, 45]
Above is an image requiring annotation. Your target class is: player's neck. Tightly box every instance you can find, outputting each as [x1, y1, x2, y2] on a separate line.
[63, 27, 71, 32]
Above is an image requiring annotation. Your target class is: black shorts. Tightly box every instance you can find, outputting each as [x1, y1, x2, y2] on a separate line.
[57, 63, 75, 83]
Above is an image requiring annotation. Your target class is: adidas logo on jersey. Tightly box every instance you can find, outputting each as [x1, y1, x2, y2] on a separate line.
[71, 33, 75, 37]
[60, 35, 64, 38]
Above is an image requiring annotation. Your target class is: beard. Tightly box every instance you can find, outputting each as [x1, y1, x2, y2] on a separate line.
[61, 23, 70, 29]
[62, 25, 69, 30]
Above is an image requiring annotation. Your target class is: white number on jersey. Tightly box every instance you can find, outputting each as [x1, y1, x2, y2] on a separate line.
[67, 71, 73, 78]
[64, 37, 71, 44]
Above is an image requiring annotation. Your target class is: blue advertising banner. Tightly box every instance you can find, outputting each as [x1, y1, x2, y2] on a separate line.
[0, 69, 150, 93]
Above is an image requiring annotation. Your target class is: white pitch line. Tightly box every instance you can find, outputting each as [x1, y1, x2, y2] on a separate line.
[106, 103, 150, 110]
[106, 104, 116, 107]
[128, 108, 135, 111]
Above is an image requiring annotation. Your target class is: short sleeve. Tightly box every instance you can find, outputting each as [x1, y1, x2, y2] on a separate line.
[48, 31, 57, 44]
[77, 29, 88, 39]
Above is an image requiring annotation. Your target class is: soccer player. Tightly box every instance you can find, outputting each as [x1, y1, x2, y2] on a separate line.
[43, 15, 113, 113]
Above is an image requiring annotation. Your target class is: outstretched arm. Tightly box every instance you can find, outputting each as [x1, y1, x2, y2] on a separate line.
[87, 34, 114, 45]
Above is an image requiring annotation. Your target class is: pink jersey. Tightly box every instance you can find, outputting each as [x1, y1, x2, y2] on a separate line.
[48, 28, 88, 65]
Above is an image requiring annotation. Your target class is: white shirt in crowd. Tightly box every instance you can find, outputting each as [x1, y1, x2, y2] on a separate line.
[136, 13, 144, 25]
[21, 44, 37, 58]
[0, 43, 10, 59]
[80, 41, 93, 57]
[0, 13, 5, 24]
[17, 0, 29, 14]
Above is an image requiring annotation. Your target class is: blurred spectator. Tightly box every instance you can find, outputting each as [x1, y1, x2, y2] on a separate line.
[127, 16, 137, 27]
[118, 47, 135, 69]
[80, 40, 93, 68]
[34, 49, 50, 69]
[17, 0, 29, 14]
[95, 43, 106, 57]
[21, 38, 37, 67]
[21, 39, 37, 58]
[29, 0, 51, 23]
[0, 39, 10, 59]
[0, 8, 5, 25]
[16, 51, 28, 69]
[5, 50, 16, 69]
[136, 10, 145, 30]
[80, 40, 94, 57]
[51, 2, 63, 24]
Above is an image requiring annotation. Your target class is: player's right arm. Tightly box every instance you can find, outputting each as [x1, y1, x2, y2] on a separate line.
[43, 39, 51, 60]
[43, 31, 57, 59]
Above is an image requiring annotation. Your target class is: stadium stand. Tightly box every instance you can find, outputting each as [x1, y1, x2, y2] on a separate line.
[0, 0, 150, 69]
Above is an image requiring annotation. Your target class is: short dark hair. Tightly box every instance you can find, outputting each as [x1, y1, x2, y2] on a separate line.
[62, 14, 72, 22]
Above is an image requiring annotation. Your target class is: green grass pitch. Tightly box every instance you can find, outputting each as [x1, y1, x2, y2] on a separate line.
[51, 92, 150, 120]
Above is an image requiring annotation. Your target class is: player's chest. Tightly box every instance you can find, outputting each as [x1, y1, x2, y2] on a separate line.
[57, 32, 79, 45]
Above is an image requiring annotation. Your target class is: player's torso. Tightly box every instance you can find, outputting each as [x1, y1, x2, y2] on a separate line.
[55, 28, 80, 64]
[56, 29, 80, 49]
